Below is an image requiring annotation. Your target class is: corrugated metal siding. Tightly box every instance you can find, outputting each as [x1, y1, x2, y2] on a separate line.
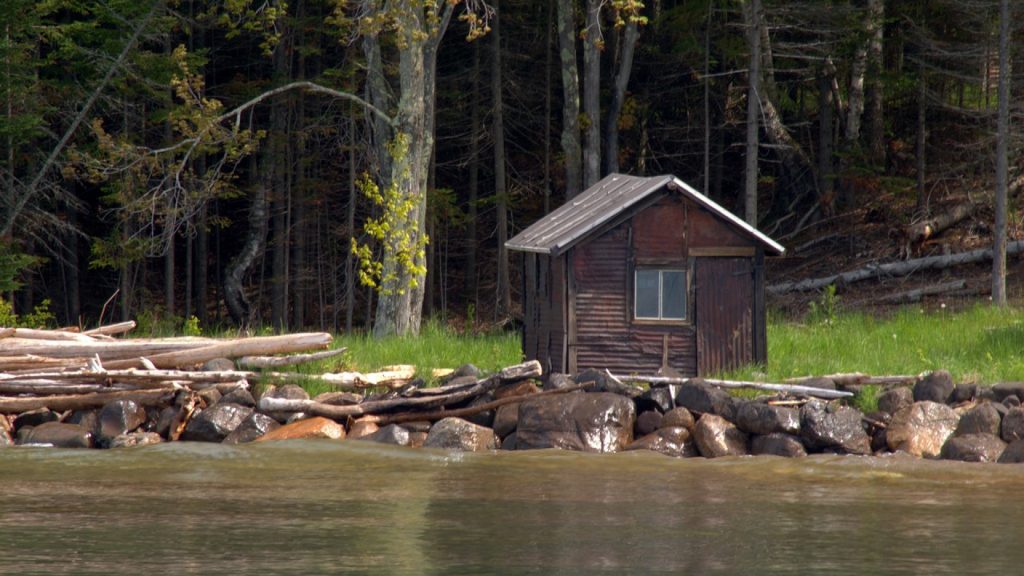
[696, 258, 754, 375]
[632, 198, 687, 259]
[571, 225, 697, 375]
[687, 206, 750, 248]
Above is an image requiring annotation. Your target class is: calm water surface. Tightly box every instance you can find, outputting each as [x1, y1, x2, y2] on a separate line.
[0, 441, 1021, 575]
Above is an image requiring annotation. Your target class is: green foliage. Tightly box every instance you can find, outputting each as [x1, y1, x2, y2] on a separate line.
[351, 134, 428, 296]
[182, 315, 202, 337]
[807, 284, 840, 326]
[850, 384, 882, 414]
[0, 240, 42, 293]
[0, 297, 55, 328]
[724, 304, 1024, 385]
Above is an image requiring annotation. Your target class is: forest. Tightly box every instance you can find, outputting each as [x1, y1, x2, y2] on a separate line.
[0, 0, 1019, 337]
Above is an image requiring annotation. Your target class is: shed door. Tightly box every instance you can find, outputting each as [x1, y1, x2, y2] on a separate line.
[695, 257, 754, 376]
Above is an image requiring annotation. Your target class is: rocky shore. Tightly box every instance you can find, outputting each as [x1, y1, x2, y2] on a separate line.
[3, 362, 1024, 464]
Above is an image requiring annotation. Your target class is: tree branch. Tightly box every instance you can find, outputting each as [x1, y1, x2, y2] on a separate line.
[1, 0, 165, 237]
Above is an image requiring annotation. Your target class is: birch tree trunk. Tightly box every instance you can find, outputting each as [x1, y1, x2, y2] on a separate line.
[582, 0, 602, 188]
[606, 18, 640, 175]
[556, 0, 582, 199]
[493, 1, 511, 319]
[864, 0, 885, 165]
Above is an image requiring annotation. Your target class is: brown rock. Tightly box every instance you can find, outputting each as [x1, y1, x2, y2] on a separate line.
[624, 427, 698, 458]
[660, 407, 695, 431]
[255, 416, 346, 442]
[693, 414, 749, 458]
[886, 401, 959, 458]
[348, 419, 380, 439]
[423, 417, 498, 452]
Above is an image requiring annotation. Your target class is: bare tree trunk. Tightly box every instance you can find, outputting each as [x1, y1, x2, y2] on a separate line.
[224, 157, 268, 327]
[582, 0, 602, 188]
[916, 69, 928, 212]
[993, 0, 1011, 307]
[818, 69, 835, 209]
[466, 42, 481, 313]
[865, 0, 885, 166]
[743, 0, 761, 226]
[164, 231, 175, 318]
[195, 203, 208, 325]
[345, 117, 356, 334]
[606, 18, 639, 175]
[493, 1, 510, 319]
[544, 1, 554, 213]
[556, 0, 582, 199]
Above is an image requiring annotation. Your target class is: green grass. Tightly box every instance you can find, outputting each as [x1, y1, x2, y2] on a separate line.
[281, 319, 523, 396]
[724, 304, 1024, 386]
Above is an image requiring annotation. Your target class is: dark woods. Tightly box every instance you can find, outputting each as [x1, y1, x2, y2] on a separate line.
[1, 0, 1020, 334]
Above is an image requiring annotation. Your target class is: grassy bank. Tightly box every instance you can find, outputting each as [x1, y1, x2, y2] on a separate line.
[286, 320, 522, 396]
[725, 304, 1024, 385]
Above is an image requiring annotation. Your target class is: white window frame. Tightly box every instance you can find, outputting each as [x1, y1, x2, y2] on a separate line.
[634, 268, 688, 321]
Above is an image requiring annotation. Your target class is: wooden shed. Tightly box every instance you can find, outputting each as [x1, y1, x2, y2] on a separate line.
[506, 173, 785, 376]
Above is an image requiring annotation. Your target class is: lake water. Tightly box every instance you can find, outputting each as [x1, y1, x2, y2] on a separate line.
[0, 442, 1021, 575]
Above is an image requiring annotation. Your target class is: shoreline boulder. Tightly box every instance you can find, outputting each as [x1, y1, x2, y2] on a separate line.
[423, 418, 498, 452]
[886, 401, 959, 458]
[693, 414, 749, 458]
[517, 392, 635, 453]
[800, 400, 871, 455]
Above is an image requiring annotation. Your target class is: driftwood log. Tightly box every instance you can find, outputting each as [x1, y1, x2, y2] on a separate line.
[880, 280, 967, 304]
[258, 360, 543, 419]
[768, 240, 1024, 295]
[103, 332, 333, 369]
[366, 382, 594, 425]
[0, 388, 176, 413]
[611, 374, 854, 400]
[905, 203, 976, 246]
[236, 347, 347, 369]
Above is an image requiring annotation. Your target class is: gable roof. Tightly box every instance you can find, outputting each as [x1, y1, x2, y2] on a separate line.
[506, 173, 785, 256]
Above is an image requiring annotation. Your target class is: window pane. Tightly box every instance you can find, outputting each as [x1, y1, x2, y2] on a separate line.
[661, 271, 686, 319]
[635, 270, 660, 318]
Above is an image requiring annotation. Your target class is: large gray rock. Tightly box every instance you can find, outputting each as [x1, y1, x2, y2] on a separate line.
[517, 392, 636, 453]
[800, 400, 871, 455]
[734, 401, 800, 436]
[97, 400, 147, 443]
[751, 433, 807, 458]
[940, 433, 1006, 463]
[218, 386, 256, 408]
[359, 424, 411, 447]
[886, 401, 959, 458]
[1001, 407, 1024, 443]
[575, 368, 642, 398]
[913, 370, 954, 404]
[624, 427, 698, 458]
[693, 414, 749, 458]
[543, 372, 574, 391]
[674, 380, 736, 420]
[997, 439, 1024, 463]
[423, 417, 498, 452]
[222, 412, 280, 444]
[181, 403, 253, 442]
[955, 403, 1002, 437]
[18, 422, 93, 448]
[878, 387, 914, 415]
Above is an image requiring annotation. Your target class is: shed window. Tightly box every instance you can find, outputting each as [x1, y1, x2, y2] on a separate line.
[635, 269, 687, 320]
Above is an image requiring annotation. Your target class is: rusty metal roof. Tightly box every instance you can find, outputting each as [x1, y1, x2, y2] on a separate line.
[506, 173, 785, 256]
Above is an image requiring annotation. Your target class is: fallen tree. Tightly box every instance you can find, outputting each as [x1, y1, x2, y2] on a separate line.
[768, 240, 1024, 295]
